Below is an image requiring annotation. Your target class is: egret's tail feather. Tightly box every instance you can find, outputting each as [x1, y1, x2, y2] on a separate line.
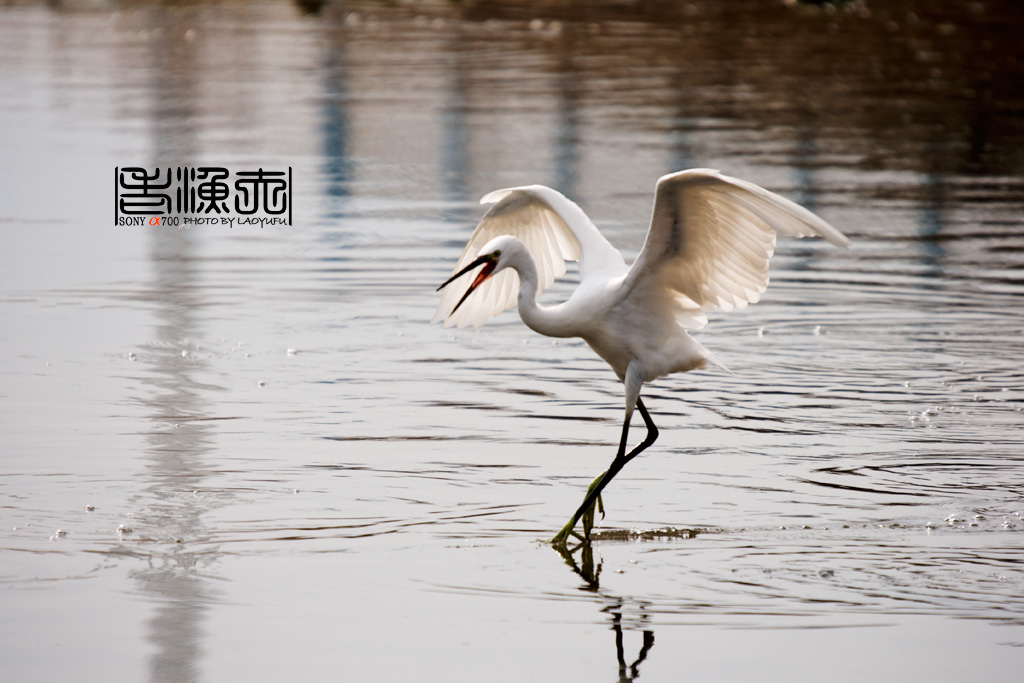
[702, 347, 733, 375]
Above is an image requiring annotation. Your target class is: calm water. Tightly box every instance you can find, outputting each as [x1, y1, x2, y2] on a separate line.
[2, 0, 1024, 680]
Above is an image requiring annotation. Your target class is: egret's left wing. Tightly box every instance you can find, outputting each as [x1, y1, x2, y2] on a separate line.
[622, 169, 849, 329]
[434, 186, 608, 329]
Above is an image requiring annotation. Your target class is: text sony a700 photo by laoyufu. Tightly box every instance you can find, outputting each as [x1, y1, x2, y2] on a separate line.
[114, 166, 293, 227]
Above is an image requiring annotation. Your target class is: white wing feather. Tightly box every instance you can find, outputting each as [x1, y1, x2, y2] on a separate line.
[623, 169, 849, 329]
[433, 185, 622, 329]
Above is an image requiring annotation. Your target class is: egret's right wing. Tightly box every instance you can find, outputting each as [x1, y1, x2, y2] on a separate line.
[433, 185, 622, 329]
[622, 169, 849, 329]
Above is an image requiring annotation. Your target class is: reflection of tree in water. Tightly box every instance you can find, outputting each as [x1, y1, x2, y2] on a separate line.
[446, 0, 1024, 178]
[554, 543, 657, 682]
[113, 8, 228, 680]
[133, 562, 212, 683]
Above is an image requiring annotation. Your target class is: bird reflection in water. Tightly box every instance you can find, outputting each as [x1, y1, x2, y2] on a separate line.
[611, 608, 656, 683]
[554, 541, 657, 681]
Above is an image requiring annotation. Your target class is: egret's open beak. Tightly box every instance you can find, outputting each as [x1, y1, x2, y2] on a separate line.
[436, 253, 498, 316]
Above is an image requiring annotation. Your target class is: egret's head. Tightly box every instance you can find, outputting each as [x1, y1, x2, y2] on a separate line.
[436, 237, 517, 317]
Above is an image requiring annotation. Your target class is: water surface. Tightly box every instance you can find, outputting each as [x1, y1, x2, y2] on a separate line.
[2, 1, 1023, 680]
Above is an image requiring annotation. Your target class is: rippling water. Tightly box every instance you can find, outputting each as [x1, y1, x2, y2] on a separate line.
[2, 0, 1024, 680]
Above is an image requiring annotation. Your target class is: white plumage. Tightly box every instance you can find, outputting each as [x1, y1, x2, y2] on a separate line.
[434, 168, 849, 544]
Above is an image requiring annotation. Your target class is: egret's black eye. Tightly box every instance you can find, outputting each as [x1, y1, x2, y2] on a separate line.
[493, 250, 501, 259]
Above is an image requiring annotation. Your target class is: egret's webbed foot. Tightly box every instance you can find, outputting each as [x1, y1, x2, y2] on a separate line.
[551, 472, 606, 546]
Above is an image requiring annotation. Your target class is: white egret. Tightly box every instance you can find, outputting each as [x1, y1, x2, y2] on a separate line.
[434, 169, 849, 545]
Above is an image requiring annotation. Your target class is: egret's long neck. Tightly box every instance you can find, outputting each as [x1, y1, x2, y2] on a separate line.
[509, 250, 577, 339]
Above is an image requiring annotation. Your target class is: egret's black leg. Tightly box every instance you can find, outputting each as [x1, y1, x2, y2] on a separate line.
[551, 398, 659, 545]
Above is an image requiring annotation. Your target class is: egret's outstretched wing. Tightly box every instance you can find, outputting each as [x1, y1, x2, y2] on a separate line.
[434, 185, 623, 329]
[623, 169, 849, 329]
